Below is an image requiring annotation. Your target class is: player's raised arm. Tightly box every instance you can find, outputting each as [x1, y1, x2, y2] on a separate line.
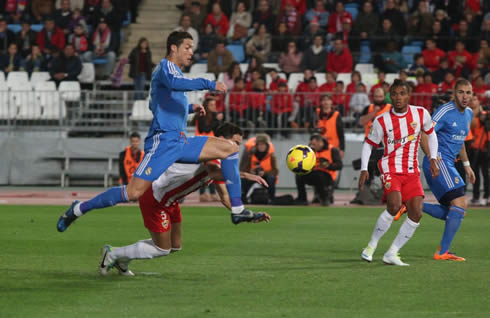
[159, 60, 216, 92]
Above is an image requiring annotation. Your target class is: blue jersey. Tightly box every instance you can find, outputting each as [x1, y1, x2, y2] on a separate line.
[147, 59, 216, 137]
[431, 101, 473, 162]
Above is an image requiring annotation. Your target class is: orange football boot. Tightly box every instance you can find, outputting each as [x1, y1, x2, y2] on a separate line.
[433, 251, 466, 261]
[394, 205, 407, 221]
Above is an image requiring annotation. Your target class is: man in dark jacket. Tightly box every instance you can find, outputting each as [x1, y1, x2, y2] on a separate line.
[49, 44, 82, 85]
[0, 18, 16, 54]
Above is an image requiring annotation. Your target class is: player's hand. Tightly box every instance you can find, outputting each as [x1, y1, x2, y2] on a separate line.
[252, 212, 271, 223]
[359, 170, 369, 191]
[241, 172, 269, 188]
[215, 81, 227, 93]
[193, 104, 206, 116]
[465, 166, 476, 184]
[430, 158, 440, 178]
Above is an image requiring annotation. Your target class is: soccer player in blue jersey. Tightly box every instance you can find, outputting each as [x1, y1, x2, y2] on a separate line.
[419, 79, 475, 261]
[57, 31, 266, 232]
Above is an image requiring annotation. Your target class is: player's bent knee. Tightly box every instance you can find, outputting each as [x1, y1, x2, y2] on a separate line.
[387, 202, 402, 215]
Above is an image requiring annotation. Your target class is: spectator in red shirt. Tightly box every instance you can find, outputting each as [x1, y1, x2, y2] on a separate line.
[326, 39, 353, 74]
[369, 71, 386, 97]
[327, 2, 352, 35]
[294, 68, 313, 107]
[247, 79, 267, 127]
[473, 75, 489, 104]
[245, 69, 263, 91]
[297, 76, 320, 128]
[269, 81, 293, 136]
[332, 80, 346, 115]
[277, 1, 302, 36]
[422, 38, 446, 72]
[229, 77, 248, 123]
[422, 73, 438, 113]
[37, 16, 66, 55]
[319, 71, 336, 93]
[411, 74, 426, 108]
[346, 70, 361, 107]
[203, 2, 229, 37]
[268, 69, 287, 92]
[448, 40, 473, 77]
[280, 0, 306, 16]
[439, 71, 456, 93]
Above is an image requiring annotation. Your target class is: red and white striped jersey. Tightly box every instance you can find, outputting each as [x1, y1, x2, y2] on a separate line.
[152, 161, 220, 207]
[365, 105, 434, 175]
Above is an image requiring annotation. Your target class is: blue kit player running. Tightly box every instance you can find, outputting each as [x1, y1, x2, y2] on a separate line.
[420, 79, 476, 261]
[57, 31, 266, 231]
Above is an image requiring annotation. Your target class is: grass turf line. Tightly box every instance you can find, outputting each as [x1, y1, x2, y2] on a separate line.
[0, 205, 489, 318]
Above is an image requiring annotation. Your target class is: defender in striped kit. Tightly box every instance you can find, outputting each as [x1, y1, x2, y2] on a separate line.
[359, 80, 440, 266]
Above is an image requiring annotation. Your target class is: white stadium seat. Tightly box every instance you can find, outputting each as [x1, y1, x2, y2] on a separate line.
[0, 82, 13, 119]
[263, 63, 279, 70]
[42, 99, 66, 120]
[130, 100, 152, 120]
[355, 63, 375, 74]
[0, 71, 5, 82]
[10, 83, 40, 119]
[34, 81, 65, 119]
[287, 73, 304, 92]
[336, 73, 351, 86]
[239, 63, 248, 74]
[185, 72, 215, 81]
[190, 63, 208, 74]
[78, 63, 95, 83]
[385, 73, 399, 84]
[7, 71, 29, 89]
[217, 72, 225, 82]
[59, 81, 81, 101]
[266, 72, 286, 88]
[30, 72, 51, 84]
[316, 73, 326, 86]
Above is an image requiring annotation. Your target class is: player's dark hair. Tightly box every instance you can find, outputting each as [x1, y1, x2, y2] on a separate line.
[166, 31, 193, 56]
[454, 78, 472, 91]
[215, 123, 243, 139]
[389, 79, 410, 95]
[130, 132, 141, 139]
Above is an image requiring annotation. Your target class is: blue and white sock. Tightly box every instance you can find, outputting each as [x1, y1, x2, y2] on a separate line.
[74, 186, 129, 216]
[423, 203, 449, 220]
[439, 206, 465, 254]
[220, 152, 244, 214]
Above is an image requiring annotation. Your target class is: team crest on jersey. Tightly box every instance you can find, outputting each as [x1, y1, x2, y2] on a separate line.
[455, 177, 460, 184]
[410, 121, 418, 129]
[145, 167, 152, 175]
[161, 212, 169, 229]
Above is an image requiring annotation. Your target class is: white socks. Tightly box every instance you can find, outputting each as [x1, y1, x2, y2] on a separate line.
[386, 218, 419, 256]
[231, 205, 245, 214]
[111, 239, 170, 261]
[368, 210, 394, 249]
[73, 202, 83, 217]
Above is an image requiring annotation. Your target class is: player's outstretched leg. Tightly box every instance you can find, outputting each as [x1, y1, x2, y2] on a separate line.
[434, 205, 466, 261]
[361, 209, 394, 262]
[423, 203, 449, 220]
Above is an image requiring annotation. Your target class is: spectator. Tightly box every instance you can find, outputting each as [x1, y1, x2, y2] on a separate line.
[244, 56, 264, 83]
[469, 99, 489, 206]
[247, 79, 267, 127]
[223, 61, 242, 90]
[119, 132, 144, 185]
[473, 40, 489, 72]
[16, 20, 38, 58]
[433, 0, 463, 26]
[245, 70, 262, 91]
[245, 23, 271, 62]
[433, 9, 452, 34]
[240, 134, 278, 203]
[37, 16, 66, 55]
[128, 37, 153, 100]
[4, 0, 30, 23]
[203, 2, 229, 37]
[227, 1, 251, 41]
[197, 23, 218, 60]
[432, 57, 450, 84]
[376, 40, 407, 73]
[0, 18, 16, 54]
[332, 80, 346, 114]
[49, 44, 82, 85]
[277, 0, 302, 36]
[319, 71, 336, 93]
[326, 39, 353, 74]
[83, 17, 116, 79]
[269, 81, 293, 136]
[327, 2, 352, 35]
[305, 0, 329, 28]
[438, 71, 456, 92]
[352, 1, 379, 43]
[429, 20, 450, 51]
[297, 76, 320, 128]
[301, 35, 326, 73]
[229, 77, 248, 124]
[408, 53, 429, 76]
[204, 90, 225, 112]
[271, 22, 291, 56]
[68, 23, 88, 55]
[481, 17, 490, 42]
[453, 19, 477, 53]
[188, 1, 206, 31]
[0, 43, 24, 74]
[295, 134, 342, 206]
[301, 18, 325, 51]
[67, 8, 88, 34]
[448, 41, 473, 77]
[407, 1, 433, 38]
[412, 73, 426, 106]
[25, 45, 48, 74]
[349, 83, 370, 119]
[94, 0, 123, 51]
[207, 39, 235, 75]
[422, 39, 446, 72]
[369, 71, 387, 96]
[421, 73, 438, 112]
[252, 0, 275, 33]
[56, 0, 84, 10]
[31, 0, 55, 23]
[278, 41, 302, 75]
[315, 95, 345, 157]
[268, 69, 287, 91]
[54, 0, 73, 35]
[174, 14, 199, 52]
[359, 87, 391, 139]
[346, 71, 361, 97]
[472, 75, 489, 103]
[380, 0, 406, 36]
[279, 0, 306, 16]
[374, 18, 399, 52]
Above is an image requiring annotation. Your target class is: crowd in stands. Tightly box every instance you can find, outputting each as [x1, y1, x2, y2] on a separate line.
[0, 0, 140, 83]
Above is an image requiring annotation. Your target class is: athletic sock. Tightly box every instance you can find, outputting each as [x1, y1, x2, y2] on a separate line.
[368, 210, 394, 249]
[423, 203, 449, 220]
[79, 186, 129, 214]
[111, 239, 170, 260]
[439, 206, 465, 254]
[221, 152, 244, 214]
[386, 217, 419, 256]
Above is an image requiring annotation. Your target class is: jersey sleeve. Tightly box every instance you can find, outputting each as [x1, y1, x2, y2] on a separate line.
[422, 108, 434, 134]
[365, 117, 383, 147]
[159, 60, 216, 92]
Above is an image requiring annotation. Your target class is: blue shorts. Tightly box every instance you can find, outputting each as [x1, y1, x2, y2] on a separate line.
[423, 156, 465, 205]
[134, 131, 208, 181]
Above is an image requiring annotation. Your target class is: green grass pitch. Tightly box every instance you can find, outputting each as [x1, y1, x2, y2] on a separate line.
[1, 205, 489, 318]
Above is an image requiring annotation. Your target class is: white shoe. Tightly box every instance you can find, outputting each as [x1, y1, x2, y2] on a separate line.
[361, 246, 375, 262]
[114, 259, 135, 276]
[99, 244, 116, 275]
[383, 253, 409, 266]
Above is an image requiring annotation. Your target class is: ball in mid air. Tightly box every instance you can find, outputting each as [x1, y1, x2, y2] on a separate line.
[286, 145, 316, 175]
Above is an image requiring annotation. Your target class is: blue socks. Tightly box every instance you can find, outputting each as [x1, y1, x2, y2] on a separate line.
[220, 152, 243, 208]
[439, 206, 465, 254]
[423, 203, 449, 220]
[79, 186, 129, 214]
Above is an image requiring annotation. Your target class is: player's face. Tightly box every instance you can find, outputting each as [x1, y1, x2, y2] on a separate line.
[130, 137, 141, 150]
[390, 86, 409, 112]
[176, 39, 194, 66]
[230, 134, 242, 146]
[454, 84, 473, 109]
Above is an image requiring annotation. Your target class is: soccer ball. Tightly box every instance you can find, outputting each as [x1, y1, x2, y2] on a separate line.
[286, 145, 316, 175]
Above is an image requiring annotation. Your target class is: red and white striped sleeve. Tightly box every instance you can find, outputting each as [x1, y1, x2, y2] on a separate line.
[422, 108, 434, 134]
[365, 117, 384, 148]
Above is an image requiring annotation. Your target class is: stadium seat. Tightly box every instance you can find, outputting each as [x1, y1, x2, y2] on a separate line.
[287, 73, 304, 91]
[7, 24, 21, 33]
[93, 57, 108, 65]
[190, 63, 208, 74]
[355, 64, 375, 74]
[42, 98, 66, 120]
[401, 45, 422, 65]
[266, 72, 287, 89]
[385, 73, 399, 84]
[336, 73, 352, 86]
[226, 44, 245, 63]
[0, 71, 5, 82]
[345, 7, 358, 20]
[7, 71, 29, 88]
[34, 81, 58, 115]
[10, 84, 39, 119]
[359, 43, 372, 63]
[30, 72, 51, 84]
[316, 73, 326, 86]
[186, 72, 215, 81]
[362, 73, 378, 88]
[345, 3, 359, 9]
[217, 72, 224, 82]
[239, 63, 248, 74]
[78, 63, 95, 83]
[130, 100, 152, 121]
[59, 81, 81, 101]
[30, 24, 43, 32]
[263, 63, 279, 70]
[411, 41, 424, 48]
[0, 82, 13, 119]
